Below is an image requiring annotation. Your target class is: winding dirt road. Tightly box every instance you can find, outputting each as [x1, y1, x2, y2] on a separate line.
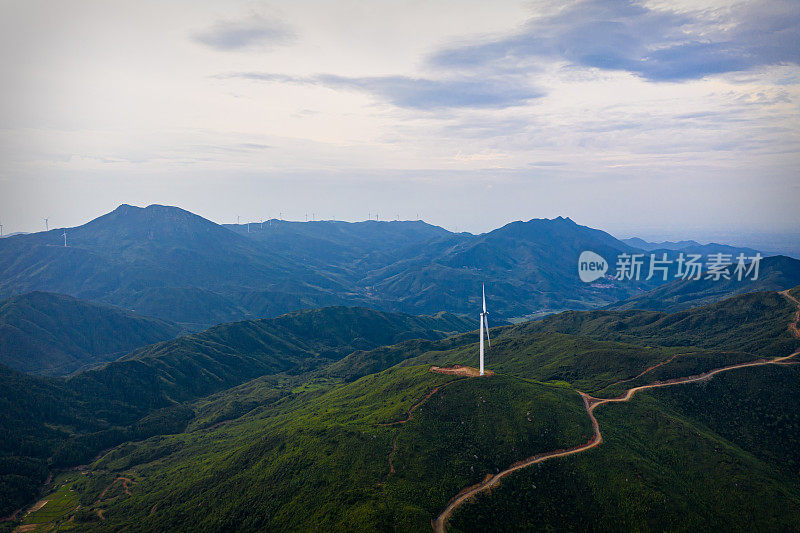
[432, 291, 800, 532]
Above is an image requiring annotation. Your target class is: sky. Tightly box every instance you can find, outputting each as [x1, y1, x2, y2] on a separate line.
[1, 0, 798, 245]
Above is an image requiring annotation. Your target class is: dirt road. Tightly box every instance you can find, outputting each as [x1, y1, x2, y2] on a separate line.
[97, 476, 134, 503]
[432, 292, 800, 532]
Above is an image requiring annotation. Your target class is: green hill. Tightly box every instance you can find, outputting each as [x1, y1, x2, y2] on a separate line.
[0, 306, 472, 520]
[449, 363, 800, 531]
[6, 288, 797, 531]
[512, 289, 799, 357]
[73, 306, 474, 409]
[0, 292, 182, 376]
[63, 368, 590, 532]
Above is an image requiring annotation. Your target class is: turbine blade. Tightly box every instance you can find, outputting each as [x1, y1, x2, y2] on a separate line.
[484, 316, 491, 348]
[482, 284, 486, 313]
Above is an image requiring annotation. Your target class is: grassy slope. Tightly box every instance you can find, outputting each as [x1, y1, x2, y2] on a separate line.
[68, 306, 473, 412]
[0, 307, 472, 519]
[8, 288, 798, 530]
[330, 290, 799, 391]
[449, 364, 800, 531]
[64, 367, 588, 532]
[512, 290, 798, 357]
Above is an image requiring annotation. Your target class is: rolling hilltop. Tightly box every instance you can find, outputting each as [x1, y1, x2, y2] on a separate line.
[2, 287, 799, 531]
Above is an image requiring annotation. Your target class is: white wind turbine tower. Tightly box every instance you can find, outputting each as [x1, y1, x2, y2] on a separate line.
[43, 217, 49, 231]
[62, 229, 67, 247]
[479, 284, 491, 376]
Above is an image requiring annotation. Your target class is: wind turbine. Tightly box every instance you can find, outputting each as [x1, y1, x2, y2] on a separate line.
[479, 284, 491, 376]
[0, 221, 3, 237]
[43, 218, 49, 231]
[62, 229, 67, 247]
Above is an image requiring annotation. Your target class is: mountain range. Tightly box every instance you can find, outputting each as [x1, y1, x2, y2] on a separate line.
[3, 204, 800, 531]
[2, 204, 783, 329]
[621, 236, 764, 256]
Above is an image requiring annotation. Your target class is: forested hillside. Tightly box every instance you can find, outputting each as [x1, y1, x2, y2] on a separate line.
[5, 288, 796, 531]
[0, 292, 182, 375]
[0, 306, 472, 520]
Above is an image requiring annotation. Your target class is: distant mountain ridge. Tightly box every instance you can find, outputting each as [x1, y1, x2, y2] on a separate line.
[0, 205, 355, 327]
[0, 204, 779, 325]
[622, 236, 764, 256]
[357, 216, 653, 319]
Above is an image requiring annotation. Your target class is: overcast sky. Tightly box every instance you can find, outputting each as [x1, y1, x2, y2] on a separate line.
[1, 0, 798, 242]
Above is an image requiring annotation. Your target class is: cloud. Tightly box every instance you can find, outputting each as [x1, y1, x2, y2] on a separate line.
[430, 0, 800, 81]
[225, 72, 542, 110]
[193, 15, 295, 51]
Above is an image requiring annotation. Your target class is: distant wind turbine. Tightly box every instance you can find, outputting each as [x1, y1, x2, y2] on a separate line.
[0, 222, 3, 237]
[43, 217, 49, 231]
[479, 284, 491, 376]
[62, 229, 67, 247]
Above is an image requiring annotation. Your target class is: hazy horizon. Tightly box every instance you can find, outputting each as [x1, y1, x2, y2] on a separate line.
[3, 201, 799, 259]
[1, 1, 798, 241]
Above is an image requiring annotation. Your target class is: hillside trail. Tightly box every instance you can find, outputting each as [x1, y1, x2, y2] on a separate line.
[781, 289, 800, 337]
[379, 376, 466, 486]
[96, 476, 134, 503]
[432, 292, 800, 532]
